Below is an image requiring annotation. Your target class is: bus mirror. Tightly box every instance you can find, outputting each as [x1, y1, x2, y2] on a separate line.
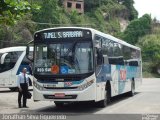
[26, 40, 34, 62]
[1, 53, 8, 64]
[26, 46, 29, 56]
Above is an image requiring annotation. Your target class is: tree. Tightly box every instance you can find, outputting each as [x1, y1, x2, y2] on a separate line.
[84, 0, 117, 12]
[0, 0, 39, 48]
[32, 0, 61, 29]
[121, 0, 138, 20]
[122, 14, 152, 44]
[0, 0, 39, 26]
[138, 33, 160, 74]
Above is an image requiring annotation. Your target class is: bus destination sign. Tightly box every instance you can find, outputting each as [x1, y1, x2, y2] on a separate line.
[43, 31, 83, 39]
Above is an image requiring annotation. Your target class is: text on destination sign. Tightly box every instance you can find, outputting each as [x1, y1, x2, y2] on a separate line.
[43, 31, 83, 39]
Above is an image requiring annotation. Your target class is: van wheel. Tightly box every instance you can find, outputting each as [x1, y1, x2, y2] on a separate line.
[97, 85, 111, 108]
[54, 102, 64, 107]
[9, 87, 17, 92]
[128, 80, 135, 96]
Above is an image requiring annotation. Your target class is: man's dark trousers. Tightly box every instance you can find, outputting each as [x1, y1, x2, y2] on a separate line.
[18, 83, 28, 107]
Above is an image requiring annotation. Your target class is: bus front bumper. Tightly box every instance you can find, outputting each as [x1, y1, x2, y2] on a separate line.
[33, 84, 96, 102]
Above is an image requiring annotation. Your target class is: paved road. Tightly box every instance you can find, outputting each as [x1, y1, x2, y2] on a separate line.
[0, 78, 160, 120]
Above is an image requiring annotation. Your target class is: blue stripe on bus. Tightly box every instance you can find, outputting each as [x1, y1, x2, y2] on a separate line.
[96, 64, 139, 94]
[96, 64, 111, 83]
[72, 80, 84, 85]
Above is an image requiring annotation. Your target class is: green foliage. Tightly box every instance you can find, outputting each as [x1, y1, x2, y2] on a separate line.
[0, 0, 39, 48]
[0, 0, 139, 48]
[121, 14, 152, 44]
[0, 0, 138, 48]
[0, 13, 35, 48]
[0, 0, 39, 26]
[121, 0, 138, 20]
[137, 29, 160, 74]
[84, 0, 99, 11]
[32, 0, 72, 29]
[1, 0, 159, 77]
[138, 34, 160, 62]
[142, 62, 160, 78]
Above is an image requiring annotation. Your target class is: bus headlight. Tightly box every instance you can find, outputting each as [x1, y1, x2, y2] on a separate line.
[33, 81, 44, 91]
[78, 79, 94, 91]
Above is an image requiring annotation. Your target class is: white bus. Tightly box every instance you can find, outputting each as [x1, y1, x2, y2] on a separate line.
[0, 46, 33, 91]
[26, 27, 142, 107]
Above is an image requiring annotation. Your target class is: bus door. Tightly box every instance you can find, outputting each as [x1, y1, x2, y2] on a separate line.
[95, 48, 105, 101]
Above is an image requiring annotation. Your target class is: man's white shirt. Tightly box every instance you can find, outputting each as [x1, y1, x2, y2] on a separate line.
[17, 72, 29, 88]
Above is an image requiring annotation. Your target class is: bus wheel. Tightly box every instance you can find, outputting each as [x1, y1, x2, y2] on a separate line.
[128, 80, 135, 96]
[54, 102, 64, 107]
[9, 87, 18, 92]
[97, 85, 111, 108]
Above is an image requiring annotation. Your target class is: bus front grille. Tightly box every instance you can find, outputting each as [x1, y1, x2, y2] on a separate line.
[43, 87, 78, 89]
[43, 94, 77, 99]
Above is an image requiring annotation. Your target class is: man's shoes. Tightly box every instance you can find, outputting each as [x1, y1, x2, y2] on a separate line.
[23, 106, 29, 108]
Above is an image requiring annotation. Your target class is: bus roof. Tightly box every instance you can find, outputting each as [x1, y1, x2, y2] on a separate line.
[0, 46, 26, 53]
[35, 27, 141, 51]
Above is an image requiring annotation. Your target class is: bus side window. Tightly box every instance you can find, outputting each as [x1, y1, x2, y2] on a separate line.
[0, 51, 22, 73]
[122, 45, 131, 65]
[123, 47, 141, 67]
[128, 60, 138, 66]
[94, 35, 102, 48]
[113, 42, 124, 65]
[129, 49, 140, 66]
[102, 38, 110, 64]
[102, 39, 114, 65]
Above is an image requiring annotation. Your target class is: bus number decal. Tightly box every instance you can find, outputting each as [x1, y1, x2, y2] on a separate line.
[37, 68, 51, 72]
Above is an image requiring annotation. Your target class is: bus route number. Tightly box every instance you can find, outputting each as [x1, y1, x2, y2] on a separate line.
[37, 68, 51, 73]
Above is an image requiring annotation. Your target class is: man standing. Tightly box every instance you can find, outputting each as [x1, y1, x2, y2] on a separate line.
[17, 68, 29, 108]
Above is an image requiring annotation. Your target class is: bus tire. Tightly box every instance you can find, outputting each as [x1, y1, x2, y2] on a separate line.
[54, 101, 64, 107]
[9, 87, 18, 92]
[97, 83, 111, 108]
[128, 80, 135, 96]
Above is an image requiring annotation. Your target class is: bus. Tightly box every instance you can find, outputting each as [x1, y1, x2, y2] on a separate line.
[26, 27, 142, 107]
[0, 46, 33, 91]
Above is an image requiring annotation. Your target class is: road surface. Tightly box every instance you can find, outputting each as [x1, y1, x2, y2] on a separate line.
[0, 78, 160, 120]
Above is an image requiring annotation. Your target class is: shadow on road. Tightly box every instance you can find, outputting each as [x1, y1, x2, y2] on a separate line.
[109, 92, 140, 106]
[0, 89, 13, 93]
[35, 101, 101, 114]
[0, 88, 33, 93]
[33, 92, 140, 114]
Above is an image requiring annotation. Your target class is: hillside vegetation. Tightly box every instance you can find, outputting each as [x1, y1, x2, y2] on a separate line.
[0, 0, 160, 77]
[0, 0, 138, 47]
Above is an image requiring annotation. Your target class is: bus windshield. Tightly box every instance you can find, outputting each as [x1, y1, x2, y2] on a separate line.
[34, 41, 93, 75]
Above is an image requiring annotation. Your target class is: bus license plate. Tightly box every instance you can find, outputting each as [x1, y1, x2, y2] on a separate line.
[54, 93, 65, 98]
